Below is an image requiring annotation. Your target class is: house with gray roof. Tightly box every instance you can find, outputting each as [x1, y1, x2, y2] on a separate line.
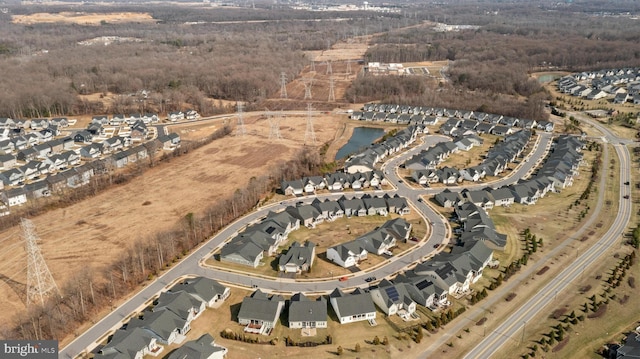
[616, 332, 640, 358]
[281, 179, 304, 196]
[128, 309, 189, 345]
[166, 333, 227, 359]
[488, 187, 515, 207]
[220, 238, 264, 268]
[385, 194, 411, 215]
[153, 291, 206, 322]
[371, 280, 416, 318]
[170, 276, 230, 307]
[237, 290, 285, 335]
[326, 240, 367, 268]
[329, 288, 377, 325]
[434, 188, 464, 208]
[311, 198, 344, 221]
[95, 327, 161, 359]
[340, 197, 367, 217]
[288, 293, 328, 329]
[278, 241, 316, 273]
[394, 272, 449, 310]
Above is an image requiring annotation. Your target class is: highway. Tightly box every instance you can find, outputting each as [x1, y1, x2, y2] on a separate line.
[60, 130, 552, 358]
[463, 120, 633, 358]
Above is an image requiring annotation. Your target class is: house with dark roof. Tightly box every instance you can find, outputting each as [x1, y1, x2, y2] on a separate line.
[166, 333, 227, 359]
[329, 288, 377, 324]
[371, 280, 417, 319]
[237, 290, 285, 335]
[288, 293, 328, 329]
[326, 240, 367, 268]
[95, 327, 161, 359]
[127, 309, 189, 345]
[278, 241, 316, 273]
[616, 332, 640, 358]
[434, 188, 464, 208]
[170, 277, 230, 308]
[74, 130, 93, 144]
[153, 291, 206, 322]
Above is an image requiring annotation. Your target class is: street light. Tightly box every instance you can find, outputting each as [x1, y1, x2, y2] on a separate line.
[521, 321, 527, 345]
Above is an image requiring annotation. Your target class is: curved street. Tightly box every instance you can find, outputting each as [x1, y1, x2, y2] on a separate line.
[61, 129, 552, 358]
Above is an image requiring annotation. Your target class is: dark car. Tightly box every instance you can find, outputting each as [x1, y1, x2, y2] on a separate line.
[365, 276, 377, 282]
[624, 181, 630, 185]
[624, 195, 630, 199]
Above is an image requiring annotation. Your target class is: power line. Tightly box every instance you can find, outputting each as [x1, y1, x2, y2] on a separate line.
[23, 218, 60, 307]
[305, 103, 317, 145]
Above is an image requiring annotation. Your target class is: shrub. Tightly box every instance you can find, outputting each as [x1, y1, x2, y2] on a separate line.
[337, 346, 343, 356]
[373, 336, 381, 345]
[355, 343, 361, 353]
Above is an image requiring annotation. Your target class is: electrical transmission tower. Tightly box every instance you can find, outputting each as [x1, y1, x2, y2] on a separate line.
[236, 102, 246, 136]
[23, 218, 59, 307]
[303, 78, 314, 100]
[305, 103, 316, 145]
[326, 61, 333, 75]
[328, 77, 336, 102]
[266, 109, 282, 140]
[279, 72, 288, 99]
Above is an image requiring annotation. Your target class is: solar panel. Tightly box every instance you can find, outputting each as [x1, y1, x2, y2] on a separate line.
[385, 287, 400, 301]
[416, 280, 431, 290]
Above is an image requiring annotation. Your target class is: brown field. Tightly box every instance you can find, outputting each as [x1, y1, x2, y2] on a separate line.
[12, 12, 156, 25]
[0, 112, 346, 337]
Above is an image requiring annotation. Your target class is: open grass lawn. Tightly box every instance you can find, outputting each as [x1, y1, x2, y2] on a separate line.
[207, 212, 428, 279]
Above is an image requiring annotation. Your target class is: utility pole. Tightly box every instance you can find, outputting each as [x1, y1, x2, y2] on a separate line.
[23, 218, 60, 307]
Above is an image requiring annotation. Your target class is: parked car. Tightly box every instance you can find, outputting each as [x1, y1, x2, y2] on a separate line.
[339, 276, 348, 282]
[365, 276, 377, 282]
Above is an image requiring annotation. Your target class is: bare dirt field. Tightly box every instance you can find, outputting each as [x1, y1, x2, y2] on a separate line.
[12, 12, 156, 25]
[0, 112, 346, 335]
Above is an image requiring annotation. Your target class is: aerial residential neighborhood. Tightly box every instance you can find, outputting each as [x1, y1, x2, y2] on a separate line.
[2, 2, 640, 359]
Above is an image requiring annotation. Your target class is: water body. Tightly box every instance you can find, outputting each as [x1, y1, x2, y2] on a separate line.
[335, 127, 385, 160]
[537, 74, 561, 83]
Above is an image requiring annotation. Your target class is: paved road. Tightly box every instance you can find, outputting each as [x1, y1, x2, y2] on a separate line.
[463, 121, 633, 358]
[60, 130, 551, 358]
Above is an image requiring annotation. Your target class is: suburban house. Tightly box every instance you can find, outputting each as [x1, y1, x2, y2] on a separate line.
[329, 288, 377, 325]
[6, 187, 28, 207]
[95, 327, 162, 359]
[168, 111, 185, 122]
[0, 154, 16, 169]
[153, 291, 206, 322]
[371, 280, 417, 319]
[237, 290, 285, 335]
[220, 238, 264, 268]
[311, 198, 344, 221]
[278, 241, 316, 273]
[0, 168, 24, 186]
[434, 189, 464, 208]
[288, 293, 328, 329]
[393, 272, 449, 310]
[326, 241, 367, 268]
[166, 334, 227, 359]
[169, 277, 230, 308]
[157, 133, 181, 150]
[80, 142, 104, 159]
[487, 187, 515, 207]
[127, 309, 190, 345]
[74, 130, 93, 144]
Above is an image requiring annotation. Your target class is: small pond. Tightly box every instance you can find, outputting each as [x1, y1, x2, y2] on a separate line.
[335, 127, 385, 160]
